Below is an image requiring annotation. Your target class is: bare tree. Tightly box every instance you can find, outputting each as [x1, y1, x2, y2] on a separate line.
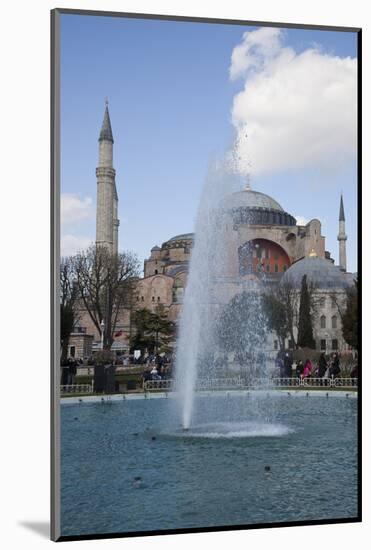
[73, 245, 140, 349]
[60, 256, 78, 361]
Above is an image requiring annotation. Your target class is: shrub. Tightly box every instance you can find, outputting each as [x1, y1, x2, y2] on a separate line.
[94, 350, 114, 366]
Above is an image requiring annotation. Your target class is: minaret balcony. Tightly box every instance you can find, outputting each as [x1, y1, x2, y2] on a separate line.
[96, 167, 116, 178]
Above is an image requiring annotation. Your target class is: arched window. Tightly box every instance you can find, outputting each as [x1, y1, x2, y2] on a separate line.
[332, 315, 337, 329]
[320, 315, 326, 328]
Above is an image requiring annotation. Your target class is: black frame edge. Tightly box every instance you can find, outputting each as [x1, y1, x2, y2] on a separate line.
[54, 7, 361, 33]
[51, 7, 61, 543]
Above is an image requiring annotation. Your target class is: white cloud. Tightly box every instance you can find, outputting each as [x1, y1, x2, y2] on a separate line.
[294, 215, 309, 226]
[229, 27, 282, 80]
[229, 29, 357, 176]
[61, 234, 93, 257]
[61, 194, 93, 226]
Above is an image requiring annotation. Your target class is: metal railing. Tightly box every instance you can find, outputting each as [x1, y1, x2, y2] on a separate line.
[197, 377, 245, 390]
[61, 384, 94, 395]
[143, 379, 172, 391]
[143, 377, 357, 392]
[268, 377, 357, 388]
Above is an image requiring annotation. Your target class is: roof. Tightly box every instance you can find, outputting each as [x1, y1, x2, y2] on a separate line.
[99, 105, 114, 143]
[224, 188, 284, 211]
[167, 233, 194, 242]
[280, 256, 354, 289]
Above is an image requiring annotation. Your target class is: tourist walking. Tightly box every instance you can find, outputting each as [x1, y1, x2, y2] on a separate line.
[302, 359, 312, 379]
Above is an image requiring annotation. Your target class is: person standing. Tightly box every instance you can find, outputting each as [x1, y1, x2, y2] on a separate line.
[318, 353, 327, 378]
[283, 351, 293, 378]
[302, 359, 312, 379]
[329, 353, 341, 378]
[296, 360, 304, 378]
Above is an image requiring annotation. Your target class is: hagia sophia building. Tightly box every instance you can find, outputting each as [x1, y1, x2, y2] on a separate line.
[69, 105, 356, 360]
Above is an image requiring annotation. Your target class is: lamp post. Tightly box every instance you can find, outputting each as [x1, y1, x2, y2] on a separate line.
[100, 319, 105, 350]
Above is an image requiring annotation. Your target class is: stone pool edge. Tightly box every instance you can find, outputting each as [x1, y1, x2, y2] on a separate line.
[60, 389, 357, 405]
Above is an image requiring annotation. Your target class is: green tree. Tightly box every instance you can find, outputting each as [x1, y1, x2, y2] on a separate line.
[262, 292, 289, 350]
[297, 275, 315, 349]
[341, 279, 358, 350]
[131, 306, 175, 355]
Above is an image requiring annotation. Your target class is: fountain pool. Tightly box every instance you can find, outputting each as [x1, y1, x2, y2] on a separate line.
[61, 392, 358, 537]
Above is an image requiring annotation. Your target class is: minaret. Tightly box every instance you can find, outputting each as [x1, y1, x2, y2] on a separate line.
[337, 194, 347, 271]
[96, 100, 119, 254]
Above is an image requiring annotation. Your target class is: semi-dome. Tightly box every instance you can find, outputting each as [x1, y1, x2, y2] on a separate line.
[280, 255, 354, 289]
[224, 188, 284, 211]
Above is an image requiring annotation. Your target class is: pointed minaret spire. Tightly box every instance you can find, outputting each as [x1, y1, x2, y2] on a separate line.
[337, 194, 347, 272]
[99, 100, 114, 143]
[339, 194, 345, 221]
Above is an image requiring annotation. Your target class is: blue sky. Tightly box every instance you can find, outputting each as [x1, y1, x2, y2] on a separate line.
[60, 14, 358, 273]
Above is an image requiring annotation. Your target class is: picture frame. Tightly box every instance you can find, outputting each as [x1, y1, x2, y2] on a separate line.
[51, 8, 361, 542]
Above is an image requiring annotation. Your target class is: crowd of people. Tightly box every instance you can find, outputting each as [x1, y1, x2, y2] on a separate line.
[275, 350, 358, 380]
[60, 357, 82, 385]
[141, 354, 173, 384]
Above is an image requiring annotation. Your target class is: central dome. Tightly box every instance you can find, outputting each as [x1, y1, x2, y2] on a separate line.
[224, 188, 284, 211]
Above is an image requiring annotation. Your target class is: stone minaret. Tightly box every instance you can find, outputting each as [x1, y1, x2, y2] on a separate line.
[337, 194, 347, 272]
[96, 101, 119, 254]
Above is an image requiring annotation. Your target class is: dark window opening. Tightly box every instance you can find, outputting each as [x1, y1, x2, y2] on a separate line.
[320, 339, 326, 351]
[332, 339, 338, 351]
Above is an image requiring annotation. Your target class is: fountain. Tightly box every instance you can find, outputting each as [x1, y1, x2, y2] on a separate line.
[174, 159, 269, 430]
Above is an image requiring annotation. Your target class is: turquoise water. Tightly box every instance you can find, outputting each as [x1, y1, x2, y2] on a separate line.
[60, 394, 358, 537]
